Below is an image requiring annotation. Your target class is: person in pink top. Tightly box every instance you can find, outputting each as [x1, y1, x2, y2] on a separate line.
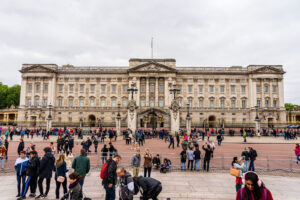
[294, 143, 300, 165]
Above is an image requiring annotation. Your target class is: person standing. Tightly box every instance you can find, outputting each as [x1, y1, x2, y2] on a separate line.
[175, 131, 180, 147]
[54, 154, 68, 200]
[131, 150, 141, 178]
[15, 151, 29, 198]
[241, 147, 250, 172]
[217, 133, 222, 146]
[0, 143, 7, 170]
[168, 135, 175, 149]
[180, 148, 187, 170]
[72, 149, 90, 189]
[187, 148, 194, 171]
[117, 167, 135, 200]
[143, 149, 152, 177]
[93, 138, 99, 153]
[202, 143, 213, 172]
[232, 157, 245, 192]
[101, 144, 109, 164]
[243, 131, 247, 143]
[17, 139, 24, 156]
[294, 143, 300, 165]
[248, 147, 257, 171]
[22, 151, 40, 199]
[102, 155, 121, 200]
[193, 147, 201, 171]
[36, 147, 55, 199]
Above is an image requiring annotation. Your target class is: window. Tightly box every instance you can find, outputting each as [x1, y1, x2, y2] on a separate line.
[256, 85, 261, 93]
[35, 99, 39, 107]
[80, 99, 84, 107]
[69, 117, 72, 122]
[209, 85, 214, 93]
[231, 85, 235, 94]
[242, 100, 246, 108]
[122, 85, 127, 93]
[272, 86, 277, 93]
[58, 99, 62, 107]
[210, 100, 214, 108]
[150, 100, 155, 107]
[159, 100, 164, 107]
[27, 99, 31, 106]
[220, 86, 225, 94]
[257, 100, 261, 108]
[43, 99, 47, 107]
[178, 100, 182, 107]
[264, 85, 269, 93]
[44, 84, 48, 92]
[101, 100, 105, 107]
[188, 85, 193, 93]
[112, 100, 116, 107]
[122, 100, 127, 107]
[28, 84, 32, 92]
[159, 85, 164, 93]
[241, 86, 246, 94]
[232, 118, 236, 123]
[231, 100, 236, 108]
[199, 100, 203, 108]
[58, 117, 62, 122]
[36, 84, 40, 92]
[199, 85, 203, 93]
[59, 84, 63, 92]
[80, 84, 84, 92]
[273, 100, 277, 108]
[265, 99, 269, 108]
[178, 85, 182, 94]
[188, 100, 192, 108]
[101, 85, 106, 93]
[69, 84, 74, 93]
[111, 85, 116, 93]
[90, 99, 94, 107]
[69, 99, 73, 107]
[150, 85, 154, 93]
[220, 99, 225, 108]
[141, 100, 145, 108]
[141, 85, 145, 92]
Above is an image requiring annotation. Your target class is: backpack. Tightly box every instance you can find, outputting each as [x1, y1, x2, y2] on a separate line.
[182, 152, 187, 161]
[240, 188, 267, 200]
[100, 161, 110, 179]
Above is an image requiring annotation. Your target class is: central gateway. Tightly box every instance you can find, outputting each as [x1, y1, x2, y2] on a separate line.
[137, 108, 170, 130]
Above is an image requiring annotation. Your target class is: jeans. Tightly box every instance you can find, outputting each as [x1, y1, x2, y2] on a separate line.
[194, 159, 200, 170]
[38, 177, 51, 195]
[102, 156, 108, 164]
[17, 174, 26, 196]
[181, 162, 186, 170]
[217, 139, 222, 146]
[296, 155, 300, 164]
[104, 184, 115, 200]
[0, 158, 5, 169]
[144, 167, 152, 177]
[244, 160, 249, 172]
[79, 177, 85, 189]
[55, 178, 68, 199]
[249, 160, 255, 171]
[203, 159, 210, 171]
[188, 160, 194, 170]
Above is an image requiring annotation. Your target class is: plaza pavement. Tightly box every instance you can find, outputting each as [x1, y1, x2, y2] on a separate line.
[0, 171, 299, 200]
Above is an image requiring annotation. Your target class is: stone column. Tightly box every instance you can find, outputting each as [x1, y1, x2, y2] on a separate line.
[186, 116, 192, 135]
[164, 78, 169, 107]
[31, 81, 35, 107]
[170, 100, 180, 136]
[155, 78, 159, 106]
[20, 77, 27, 108]
[146, 77, 149, 106]
[116, 115, 121, 136]
[136, 77, 140, 106]
[278, 79, 284, 108]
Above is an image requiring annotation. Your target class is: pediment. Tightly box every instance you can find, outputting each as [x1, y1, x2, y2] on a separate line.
[251, 66, 284, 74]
[128, 62, 177, 73]
[20, 65, 57, 73]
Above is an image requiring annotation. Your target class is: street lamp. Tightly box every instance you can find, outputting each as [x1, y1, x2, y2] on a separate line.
[169, 82, 181, 100]
[255, 106, 260, 121]
[127, 83, 138, 100]
[117, 103, 121, 118]
[47, 103, 53, 120]
[186, 103, 190, 118]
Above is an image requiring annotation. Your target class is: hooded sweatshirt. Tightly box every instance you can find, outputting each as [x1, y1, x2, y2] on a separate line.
[15, 157, 29, 176]
[39, 152, 55, 178]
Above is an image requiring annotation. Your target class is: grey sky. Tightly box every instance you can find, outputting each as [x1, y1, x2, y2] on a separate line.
[0, 0, 299, 103]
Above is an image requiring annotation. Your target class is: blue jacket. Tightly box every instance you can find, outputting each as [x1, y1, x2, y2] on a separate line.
[15, 157, 29, 176]
[53, 161, 68, 178]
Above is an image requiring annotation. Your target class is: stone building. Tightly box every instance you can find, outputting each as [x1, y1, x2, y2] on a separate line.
[17, 58, 286, 129]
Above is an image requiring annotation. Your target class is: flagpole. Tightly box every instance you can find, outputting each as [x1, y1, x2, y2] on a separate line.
[151, 37, 153, 58]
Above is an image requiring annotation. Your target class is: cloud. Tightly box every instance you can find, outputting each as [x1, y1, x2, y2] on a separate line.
[0, 0, 299, 103]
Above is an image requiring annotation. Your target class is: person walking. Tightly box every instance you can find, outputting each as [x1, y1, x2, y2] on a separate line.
[143, 149, 152, 177]
[102, 155, 121, 200]
[17, 139, 25, 156]
[36, 147, 55, 199]
[117, 167, 135, 200]
[241, 147, 250, 172]
[136, 176, 162, 200]
[15, 151, 29, 198]
[187, 148, 194, 171]
[243, 131, 247, 143]
[168, 135, 175, 149]
[21, 151, 40, 199]
[232, 157, 245, 192]
[93, 138, 99, 153]
[248, 147, 257, 171]
[193, 147, 201, 171]
[0, 143, 7, 170]
[60, 172, 83, 200]
[72, 149, 90, 189]
[101, 144, 109, 164]
[131, 150, 141, 178]
[202, 143, 213, 172]
[180, 148, 187, 170]
[236, 172, 273, 200]
[54, 154, 68, 200]
[294, 143, 300, 165]
[217, 133, 222, 146]
[175, 131, 180, 147]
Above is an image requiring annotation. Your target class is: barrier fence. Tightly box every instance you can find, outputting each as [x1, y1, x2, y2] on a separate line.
[2, 152, 300, 174]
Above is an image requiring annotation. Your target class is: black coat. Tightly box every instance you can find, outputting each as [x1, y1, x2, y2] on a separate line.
[26, 155, 40, 177]
[202, 146, 213, 160]
[17, 142, 24, 154]
[137, 176, 161, 199]
[39, 152, 55, 178]
[102, 159, 117, 185]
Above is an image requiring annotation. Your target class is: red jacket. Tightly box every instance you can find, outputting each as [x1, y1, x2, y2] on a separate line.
[295, 146, 300, 155]
[236, 188, 273, 200]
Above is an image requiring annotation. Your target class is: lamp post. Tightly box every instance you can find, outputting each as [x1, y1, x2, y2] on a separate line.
[127, 83, 138, 100]
[254, 106, 261, 135]
[47, 103, 53, 132]
[169, 82, 181, 100]
[80, 117, 83, 128]
[186, 103, 192, 135]
[116, 103, 121, 136]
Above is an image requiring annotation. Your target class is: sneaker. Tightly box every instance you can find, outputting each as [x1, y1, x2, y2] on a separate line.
[17, 196, 26, 200]
[35, 194, 45, 199]
[16, 194, 21, 198]
[29, 194, 36, 198]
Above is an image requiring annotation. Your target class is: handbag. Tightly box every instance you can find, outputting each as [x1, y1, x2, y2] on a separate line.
[230, 168, 240, 177]
[57, 176, 65, 183]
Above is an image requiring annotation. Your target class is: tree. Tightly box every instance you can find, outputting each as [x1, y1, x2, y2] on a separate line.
[0, 82, 21, 109]
[285, 103, 300, 111]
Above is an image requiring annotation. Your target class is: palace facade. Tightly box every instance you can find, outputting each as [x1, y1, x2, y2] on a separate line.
[18, 58, 286, 129]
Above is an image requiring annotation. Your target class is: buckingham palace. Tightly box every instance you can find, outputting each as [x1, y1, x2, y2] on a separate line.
[17, 58, 286, 131]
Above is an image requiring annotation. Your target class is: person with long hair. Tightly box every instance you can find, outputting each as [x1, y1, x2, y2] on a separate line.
[236, 171, 273, 200]
[60, 172, 83, 200]
[232, 156, 245, 192]
[53, 154, 68, 200]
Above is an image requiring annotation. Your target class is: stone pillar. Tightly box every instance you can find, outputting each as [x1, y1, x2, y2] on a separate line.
[255, 120, 261, 135]
[146, 77, 149, 106]
[31, 81, 35, 107]
[278, 79, 284, 108]
[116, 115, 121, 136]
[164, 78, 169, 107]
[186, 116, 192, 135]
[20, 77, 27, 108]
[127, 100, 137, 133]
[155, 78, 159, 106]
[136, 77, 140, 106]
[170, 100, 180, 136]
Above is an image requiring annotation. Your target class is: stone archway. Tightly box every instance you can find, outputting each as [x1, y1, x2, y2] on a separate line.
[208, 115, 216, 128]
[88, 114, 96, 127]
